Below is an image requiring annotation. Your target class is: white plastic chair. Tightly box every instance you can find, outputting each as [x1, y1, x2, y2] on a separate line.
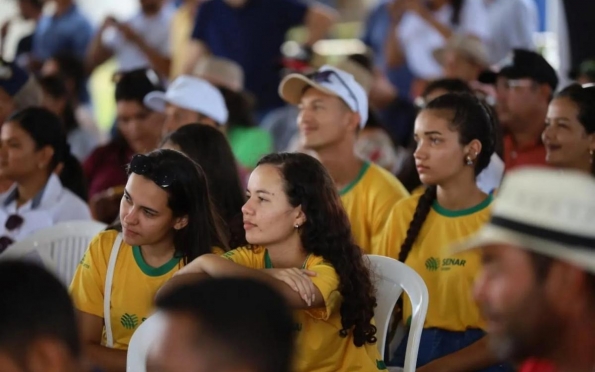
[366, 255, 429, 372]
[127, 313, 167, 372]
[0, 232, 56, 274]
[3, 221, 107, 285]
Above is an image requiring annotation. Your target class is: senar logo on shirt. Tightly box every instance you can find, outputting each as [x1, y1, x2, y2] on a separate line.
[120, 313, 139, 329]
[425, 257, 466, 272]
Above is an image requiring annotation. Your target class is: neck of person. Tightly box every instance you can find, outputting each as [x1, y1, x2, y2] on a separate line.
[140, 235, 176, 268]
[265, 233, 309, 269]
[553, 314, 595, 372]
[509, 109, 547, 148]
[15, 171, 51, 209]
[437, 170, 486, 210]
[54, 0, 73, 16]
[313, 140, 364, 192]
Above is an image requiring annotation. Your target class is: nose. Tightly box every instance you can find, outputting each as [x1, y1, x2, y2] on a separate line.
[413, 141, 428, 161]
[297, 108, 314, 127]
[241, 198, 255, 216]
[122, 206, 139, 226]
[542, 125, 554, 143]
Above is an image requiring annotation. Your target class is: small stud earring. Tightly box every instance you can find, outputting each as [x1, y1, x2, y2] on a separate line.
[590, 150, 594, 164]
[294, 224, 300, 229]
[466, 156, 473, 166]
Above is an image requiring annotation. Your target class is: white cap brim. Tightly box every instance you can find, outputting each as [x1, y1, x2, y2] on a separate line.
[144, 91, 167, 113]
[452, 224, 595, 274]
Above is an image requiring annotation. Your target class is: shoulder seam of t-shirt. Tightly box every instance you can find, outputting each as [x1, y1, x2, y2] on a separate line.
[339, 162, 371, 196]
[432, 194, 493, 218]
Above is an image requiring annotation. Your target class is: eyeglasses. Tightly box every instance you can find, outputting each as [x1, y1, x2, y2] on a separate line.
[0, 214, 24, 254]
[129, 154, 176, 188]
[306, 70, 359, 111]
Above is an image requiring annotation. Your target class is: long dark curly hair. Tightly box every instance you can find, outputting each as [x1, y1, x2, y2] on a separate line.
[399, 93, 497, 262]
[256, 153, 377, 347]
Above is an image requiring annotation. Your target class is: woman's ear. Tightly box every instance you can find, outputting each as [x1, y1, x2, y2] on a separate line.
[173, 215, 189, 231]
[465, 139, 483, 163]
[38, 145, 55, 170]
[294, 206, 307, 227]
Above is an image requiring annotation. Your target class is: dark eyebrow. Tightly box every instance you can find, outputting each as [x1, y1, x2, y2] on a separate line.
[256, 190, 274, 196]
[424, 131, 443, 136]
[124, 189, 160, 214]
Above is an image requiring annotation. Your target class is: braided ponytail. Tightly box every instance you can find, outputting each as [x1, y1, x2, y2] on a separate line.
[398, 186, 437, 262]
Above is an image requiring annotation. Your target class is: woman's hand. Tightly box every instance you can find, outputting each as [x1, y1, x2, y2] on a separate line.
[264, 268, 318, 306]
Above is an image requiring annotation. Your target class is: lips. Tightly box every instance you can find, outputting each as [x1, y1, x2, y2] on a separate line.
[416, 164, 430, 173]
[243, 221, 257, 230]
[545, 144, 562, 152]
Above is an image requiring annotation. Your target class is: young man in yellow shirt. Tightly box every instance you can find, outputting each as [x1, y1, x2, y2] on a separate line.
[279, 65, 409, 254]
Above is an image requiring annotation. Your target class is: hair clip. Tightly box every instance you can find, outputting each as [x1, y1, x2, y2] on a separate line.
[129, 154, 176, 188]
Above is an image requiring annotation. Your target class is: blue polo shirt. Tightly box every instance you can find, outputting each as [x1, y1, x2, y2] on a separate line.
[191, 0, 309, 112]
[32, 4, 93, 61]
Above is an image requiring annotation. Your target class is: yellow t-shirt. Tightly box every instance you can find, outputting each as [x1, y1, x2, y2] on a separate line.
[340, 162, 409, 255]
[222, 247, 387, 372]
[378, 194, 493, 332]
[69, 230, 225, 350]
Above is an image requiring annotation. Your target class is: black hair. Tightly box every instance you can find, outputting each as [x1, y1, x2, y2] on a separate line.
[115, 68, 164, 105]
[124, 149, 229, 263]
[347, 53, 374, 72]
[422, 78, 473, 100]
[217, 86, 255, 128]
[0, 260, 80, 366]
[398, 93, 497, 262]
[46, 53, 86, 102]
[162, 124, 246, 248]
[7, 107, 88, 200]
[450, 0, 464, 25]
[257, 153, 377, 347]
[156, 278, 294, 372]
[38, 75, 79, 134]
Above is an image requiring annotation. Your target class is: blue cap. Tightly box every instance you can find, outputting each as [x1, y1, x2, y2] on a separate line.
[0, 59, 30, 97]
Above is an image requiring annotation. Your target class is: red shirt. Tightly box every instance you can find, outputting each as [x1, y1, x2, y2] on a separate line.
[503, 135, 548, 171]
[519, 359, 557, 372]
[83, 141, 133, 200]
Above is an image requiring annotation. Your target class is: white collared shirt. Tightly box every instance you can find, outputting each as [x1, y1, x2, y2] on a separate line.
[0, 174, 92, 242]
[397, 0, 490, 79]
[477, 153, 505, 194]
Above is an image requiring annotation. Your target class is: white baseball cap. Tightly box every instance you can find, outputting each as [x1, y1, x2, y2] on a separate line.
[453, 167, 595, 274]
[279, 65, 369, 128]
[144, 75, 229, 125]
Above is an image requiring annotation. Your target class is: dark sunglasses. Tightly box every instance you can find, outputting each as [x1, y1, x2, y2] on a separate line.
[129, 154, 176, 188]
[0, 214, 24, 254]
[306, 70, 359, 110]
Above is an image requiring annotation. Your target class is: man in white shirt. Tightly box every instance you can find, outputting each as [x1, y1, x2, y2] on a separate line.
[87, 0, 174, 77]
[484, 0, 538, 65]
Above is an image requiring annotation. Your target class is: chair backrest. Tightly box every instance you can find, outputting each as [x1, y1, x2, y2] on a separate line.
[127, 313, 167, 372]
[0, 233, 56, 274]
[366, 255, 429, 372]
[16, 221, 106, 285]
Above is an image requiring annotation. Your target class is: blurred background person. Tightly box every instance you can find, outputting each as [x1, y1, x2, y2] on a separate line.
[543, 84, 595, 175]
[569, 58, 595, 85]
[433, 33, 490, 84]
[0, 107, 91, 252]
[85, 68, 165, 223]
[0, 0, 43, 69]
[149, 278, 294, 372]
[87, 0, 173, 78]
[169, 0, 204, 79]
[0, 260, 83, 372]
[38, 75, 98, 162]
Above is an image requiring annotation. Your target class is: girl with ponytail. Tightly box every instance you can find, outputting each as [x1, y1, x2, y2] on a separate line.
[0, 107, 91, 250]
[379, 93, 510, 371]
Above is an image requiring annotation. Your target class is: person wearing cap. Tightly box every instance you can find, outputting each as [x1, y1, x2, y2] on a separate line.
[433, 33, 490, 83]
[144, 75, 228, 135]
[480, 49, 558, 171]
[543, 84, 595, 175]
[0, 59, 42, 126]
[279, 65, 409, 255]
[193, 56, 273, 170]
[455, 168, 595, 372]
[183, 0, 337, 116]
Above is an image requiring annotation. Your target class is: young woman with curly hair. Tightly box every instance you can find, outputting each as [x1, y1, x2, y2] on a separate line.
[379, 93, 511, 371]
[171, 152, 385, 371]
